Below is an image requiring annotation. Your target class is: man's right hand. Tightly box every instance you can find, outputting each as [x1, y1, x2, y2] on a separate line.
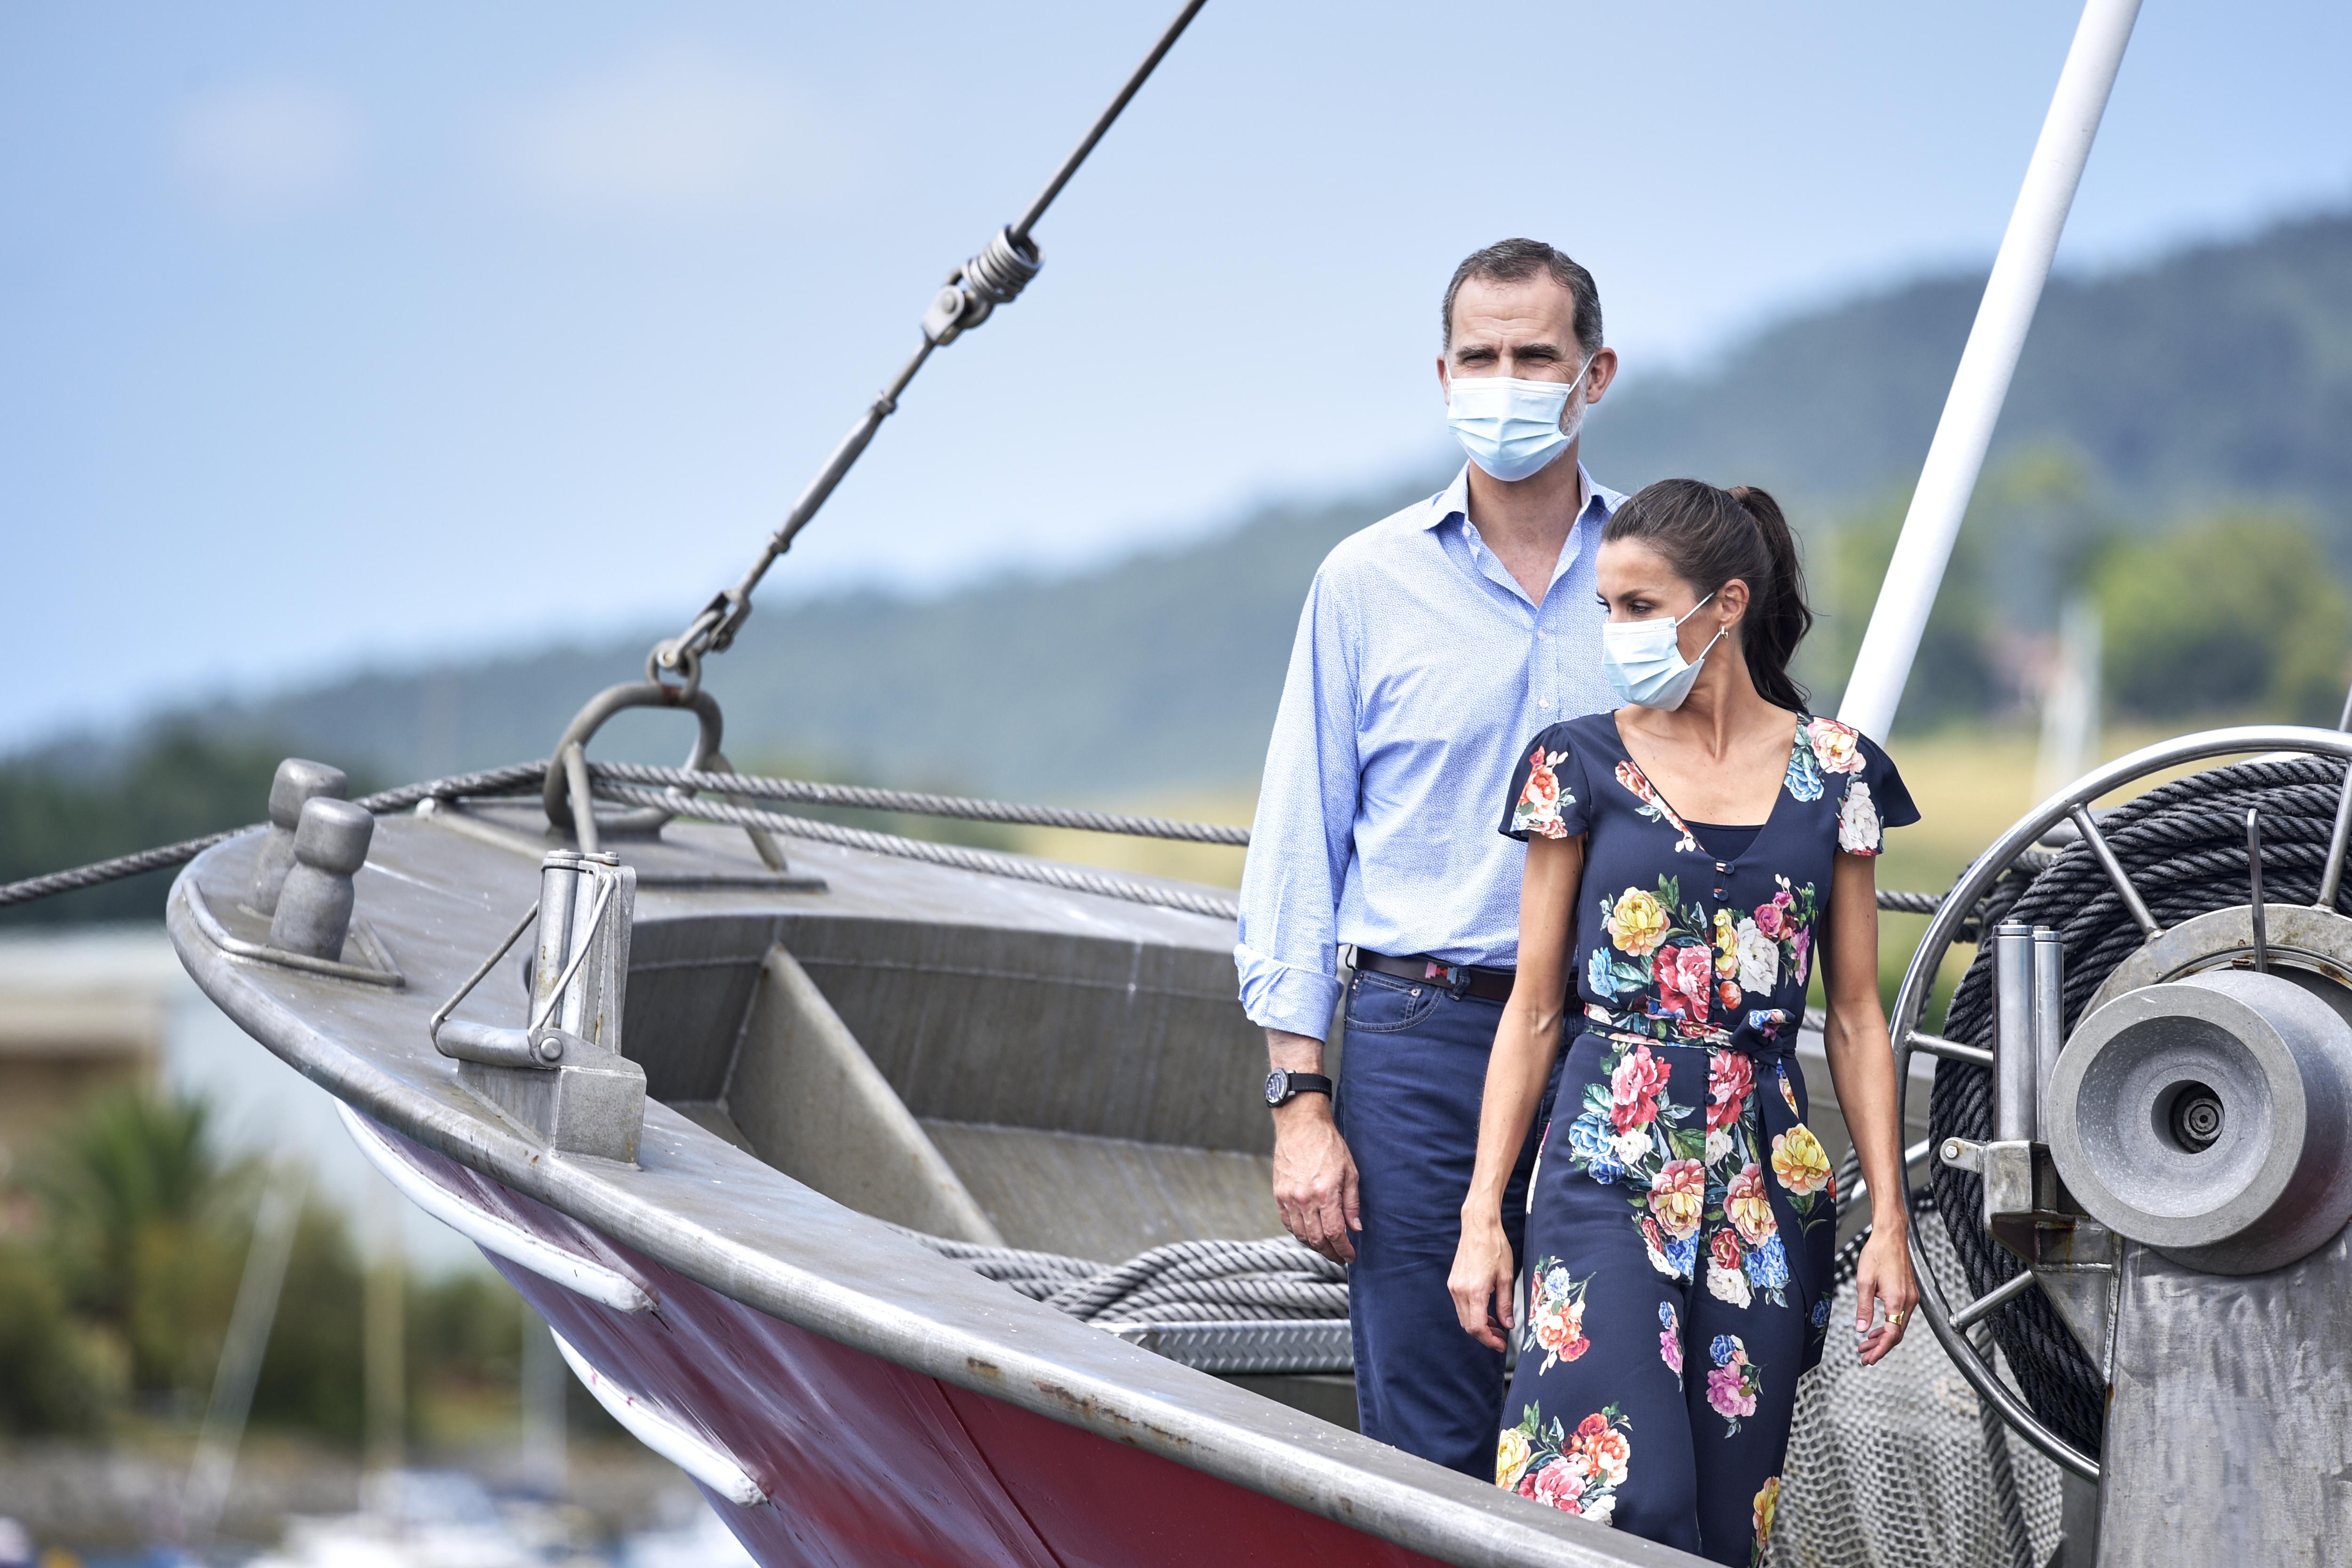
[1272, 1095, 1360, 1265]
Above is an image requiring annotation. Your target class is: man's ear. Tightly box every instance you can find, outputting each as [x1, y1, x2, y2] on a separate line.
[1435, 356, 1452, 399]
[1584, 346, 1621, 404]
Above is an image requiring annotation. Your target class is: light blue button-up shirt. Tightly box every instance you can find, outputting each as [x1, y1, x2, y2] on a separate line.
[1234, 463, 1625, 1041]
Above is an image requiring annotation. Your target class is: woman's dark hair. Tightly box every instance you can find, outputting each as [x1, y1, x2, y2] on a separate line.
[1602, 478, 1814, 710]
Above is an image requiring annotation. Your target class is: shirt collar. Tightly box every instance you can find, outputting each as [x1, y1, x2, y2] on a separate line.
[1425, 462, 1612, 534]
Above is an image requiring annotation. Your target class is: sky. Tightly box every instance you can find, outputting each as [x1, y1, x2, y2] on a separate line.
[3, 1, 2349, 749]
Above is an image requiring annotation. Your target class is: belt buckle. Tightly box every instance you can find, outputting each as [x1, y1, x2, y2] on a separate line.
[1424, 960, 1467, 995]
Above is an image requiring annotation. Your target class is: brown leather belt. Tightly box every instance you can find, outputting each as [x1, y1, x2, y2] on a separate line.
[1355, 949, 1518, 1003]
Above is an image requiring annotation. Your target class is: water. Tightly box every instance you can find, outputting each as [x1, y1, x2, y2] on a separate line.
[6, 1472, 758, 1568]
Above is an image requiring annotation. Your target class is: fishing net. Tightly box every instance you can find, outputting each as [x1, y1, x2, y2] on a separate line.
[1768, 1208, 2062, 1568]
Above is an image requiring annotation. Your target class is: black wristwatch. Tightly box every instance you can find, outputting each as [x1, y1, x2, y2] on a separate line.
[1264, 1069, 1334, 1108]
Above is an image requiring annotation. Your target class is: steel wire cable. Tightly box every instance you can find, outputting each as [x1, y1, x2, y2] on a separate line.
[6, 752, 1963, 929]
[0, 762, 548, 908]
[1928, 753, 2352, 1460]
[591, 779, 1244, 920]
[645, 0, 1210, 681]
[588, 761, 1250, 844]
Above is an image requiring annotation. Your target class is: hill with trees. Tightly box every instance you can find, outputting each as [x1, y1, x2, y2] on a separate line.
[8, 205, 2351, 918]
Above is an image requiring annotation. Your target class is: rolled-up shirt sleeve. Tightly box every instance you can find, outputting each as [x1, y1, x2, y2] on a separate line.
[1235, 564, 1359, 1040]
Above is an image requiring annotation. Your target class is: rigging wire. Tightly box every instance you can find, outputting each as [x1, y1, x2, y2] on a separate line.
[1, 753, 1971, 922]
[645, 0, 1211, 691]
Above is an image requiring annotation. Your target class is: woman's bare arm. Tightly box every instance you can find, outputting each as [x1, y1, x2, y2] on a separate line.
[1449, 833, 1584, 1350]
[1820, 849, 1920, 1364]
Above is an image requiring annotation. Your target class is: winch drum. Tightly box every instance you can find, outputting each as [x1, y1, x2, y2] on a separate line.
[2046, 968, 2352, 1275]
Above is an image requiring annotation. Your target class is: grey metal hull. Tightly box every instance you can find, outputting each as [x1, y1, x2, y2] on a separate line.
[167, 801, 1696, 1567]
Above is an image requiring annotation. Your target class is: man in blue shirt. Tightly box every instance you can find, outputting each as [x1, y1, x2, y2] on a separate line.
[1236, 239, 1624, 1479]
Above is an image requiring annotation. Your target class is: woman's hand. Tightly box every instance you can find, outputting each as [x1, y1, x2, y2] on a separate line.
[1853, 1219, 1919, 1366]
[1449, 1209, 1518, 1352]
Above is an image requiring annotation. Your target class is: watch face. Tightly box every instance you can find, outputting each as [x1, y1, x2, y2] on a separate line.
[1264, 1070, 1286, 1106]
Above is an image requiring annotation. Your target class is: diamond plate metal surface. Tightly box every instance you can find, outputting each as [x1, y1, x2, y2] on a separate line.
[1101, 1318, 1352, 1375]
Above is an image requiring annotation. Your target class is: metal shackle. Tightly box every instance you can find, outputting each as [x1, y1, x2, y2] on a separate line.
[542, 681, 725, 839]
[267, 796, 374, 960]
[251, 757, 348, 915]
[2046, 968, 2352, 1274]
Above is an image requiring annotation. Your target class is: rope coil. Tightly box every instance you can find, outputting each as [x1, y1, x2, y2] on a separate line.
[899, 1231, 1348, 1325]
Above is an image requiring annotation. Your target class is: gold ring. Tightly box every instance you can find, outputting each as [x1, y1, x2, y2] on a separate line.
[1888, 1310, 1907, 1329]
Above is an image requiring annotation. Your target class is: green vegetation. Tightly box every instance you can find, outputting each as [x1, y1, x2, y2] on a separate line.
[34, 1092, 245, 1396]
[0, 1089, 534, 1446]
[1601, 210, 2352, 555]
[1798, 450, 2352, 730]
[0, 726, 365, 927]
[0, 1238, 118, 1435]
[2096, 511, 2352, 722]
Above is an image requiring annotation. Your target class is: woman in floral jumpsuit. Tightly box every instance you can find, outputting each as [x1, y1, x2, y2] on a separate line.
[1450, 480, 1922, 1565]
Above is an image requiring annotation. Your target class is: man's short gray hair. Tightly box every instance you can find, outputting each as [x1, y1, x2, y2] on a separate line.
[1441, 239, 1603, 356]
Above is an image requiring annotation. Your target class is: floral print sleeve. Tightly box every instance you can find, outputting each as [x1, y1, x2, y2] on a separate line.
[1499, 723, 1591, 842]
[1800, 717, 1920, 857]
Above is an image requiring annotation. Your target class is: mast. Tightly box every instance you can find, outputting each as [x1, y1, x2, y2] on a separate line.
[1836, 0, 2142, 741]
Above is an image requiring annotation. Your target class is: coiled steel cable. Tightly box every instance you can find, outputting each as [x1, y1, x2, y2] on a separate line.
[1929, 753, 2352, 1459]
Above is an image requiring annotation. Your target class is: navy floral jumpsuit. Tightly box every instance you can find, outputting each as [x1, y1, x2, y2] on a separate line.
[1491, 709, 1916, 1566]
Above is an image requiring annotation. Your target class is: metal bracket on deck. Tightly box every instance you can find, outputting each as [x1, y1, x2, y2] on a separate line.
[434, 849, 647, 1163]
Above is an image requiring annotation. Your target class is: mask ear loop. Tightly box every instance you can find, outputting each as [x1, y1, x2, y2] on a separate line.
[1679, 590, 1728, 670]
[1671, 590, 1718, 629]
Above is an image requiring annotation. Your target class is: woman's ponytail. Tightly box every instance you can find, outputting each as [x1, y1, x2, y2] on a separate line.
[1726, 486, 1812, 711]
[1602, 478, 1815, 712]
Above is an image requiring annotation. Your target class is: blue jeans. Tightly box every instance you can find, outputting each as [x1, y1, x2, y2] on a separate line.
[1337, 969, 1557, 1479]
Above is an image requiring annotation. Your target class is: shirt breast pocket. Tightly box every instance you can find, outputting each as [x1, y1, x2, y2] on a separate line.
[1343, 970, 1443, 1034]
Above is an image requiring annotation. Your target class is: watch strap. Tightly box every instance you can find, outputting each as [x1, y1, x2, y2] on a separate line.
[1267, 1070, 1334, 1106]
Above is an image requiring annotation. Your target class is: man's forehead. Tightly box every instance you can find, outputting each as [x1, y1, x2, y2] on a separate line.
[1449, 273, 1578, 343]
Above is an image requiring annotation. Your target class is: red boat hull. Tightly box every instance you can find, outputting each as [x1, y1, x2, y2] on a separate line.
[454, 1154, 1443, 1567]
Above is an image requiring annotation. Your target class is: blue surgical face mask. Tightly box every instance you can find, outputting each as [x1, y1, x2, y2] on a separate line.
[1603, 592, 1724, 710]
[1445, 356, 1594, 482]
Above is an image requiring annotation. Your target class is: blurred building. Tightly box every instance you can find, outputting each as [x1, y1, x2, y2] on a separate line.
[0, 927, 175, 1192]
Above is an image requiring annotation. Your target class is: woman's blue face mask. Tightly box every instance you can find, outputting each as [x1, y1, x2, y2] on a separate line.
[1603, 592, 1724, 710]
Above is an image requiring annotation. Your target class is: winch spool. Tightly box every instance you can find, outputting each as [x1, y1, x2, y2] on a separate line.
[1891, 726, 2352, 1474]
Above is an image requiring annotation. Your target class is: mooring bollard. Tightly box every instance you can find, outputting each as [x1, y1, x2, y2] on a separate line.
[251, 758, 348, 915]
[268, 797, 374, 960]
